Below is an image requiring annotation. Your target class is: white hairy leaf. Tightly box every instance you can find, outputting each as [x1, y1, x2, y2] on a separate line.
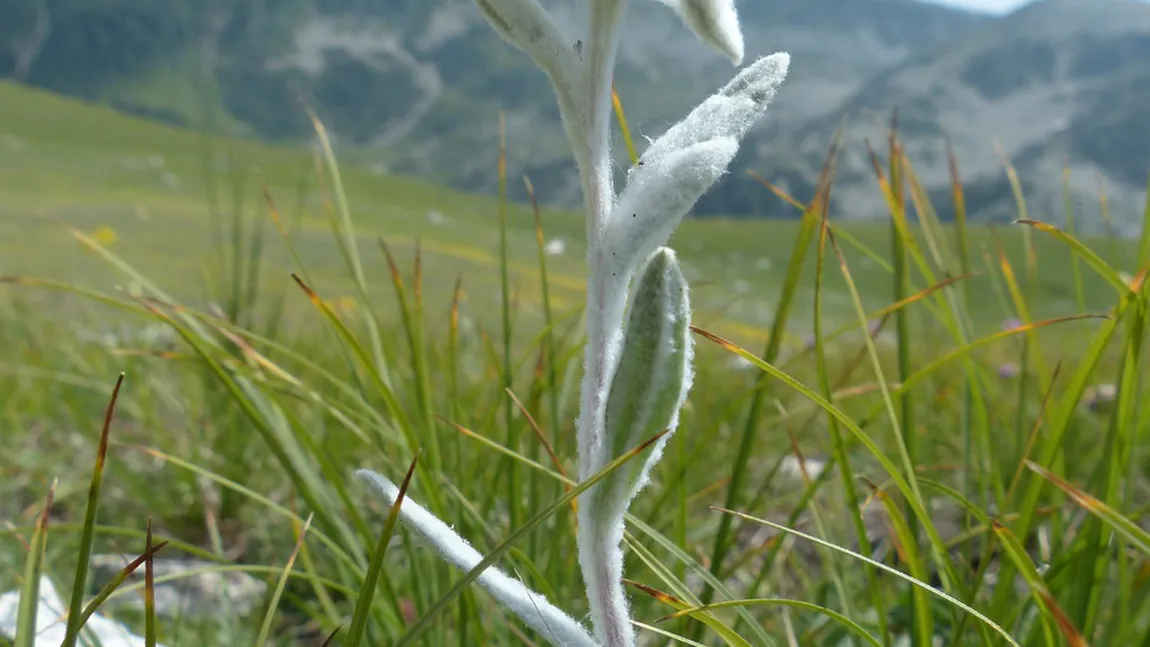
[652, 0, 744, 64]
[605, 138, 739, 279]
[597, 247, 693, 508]
[357, 470, 599, 647]
[638, 52, 790, 166]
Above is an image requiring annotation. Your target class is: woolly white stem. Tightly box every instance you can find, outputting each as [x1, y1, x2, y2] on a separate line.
[357, 470, 599, 647]
[574, 3, 639, 645]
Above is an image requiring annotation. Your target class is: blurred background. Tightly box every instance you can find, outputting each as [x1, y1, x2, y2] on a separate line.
[3, 0, 1149, 232]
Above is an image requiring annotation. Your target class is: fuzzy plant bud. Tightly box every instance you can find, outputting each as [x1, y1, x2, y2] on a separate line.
[358, 470, 598, 647]
[595, 247, 693, 510]
[639, 53, 790, 166]
[605, 138, 738, 281]
[603, 53, 789, 277]
[578, 247, 693, 647]
[653, 0, 744, 64]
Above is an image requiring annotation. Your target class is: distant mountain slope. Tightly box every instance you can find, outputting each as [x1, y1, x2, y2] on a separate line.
[0, 0, 986, 207]
[5, 0, 1148, 231]
[719, 0, 1150, 233]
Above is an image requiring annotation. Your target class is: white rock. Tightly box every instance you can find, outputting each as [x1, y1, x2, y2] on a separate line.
[90, 555, 267, 617]
[0, 576, 164, 647]
[778, 455, 828, 481]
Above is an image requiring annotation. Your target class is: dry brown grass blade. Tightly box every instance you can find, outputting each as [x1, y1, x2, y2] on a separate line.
[261, 184, 290, 239]
[624, 579, 688, 607]
[1006, 361, 1063, 499]
[144, 518, 157, 647]
[747, 170, 805, 211]
[504, 388, 569, 482]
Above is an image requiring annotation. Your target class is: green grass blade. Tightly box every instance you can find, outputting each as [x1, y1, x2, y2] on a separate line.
[61, 373, 125, 647]
[254, 513, 314, 647]
[714, 507, 1020, 647]
[657, 599, 884, 647]
[144, 520, 157, 647]
[304, 107, 392, 382]
[693, 323, 956, 584]
[702, 137, 838, 616]
[813, 213, 886, 644]
[78, 541, 168, 628]
[623, 522, 777, 647]
[347, 456, 419, 646]
[496, 112, 520, 531]
[1025, 461, 1150, 555]
[624, 579, 754, 647]
[14, 481, 55, 647]
[1014, 219, 1135, 297]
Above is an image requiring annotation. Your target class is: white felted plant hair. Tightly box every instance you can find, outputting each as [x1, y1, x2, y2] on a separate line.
[653, 0, 745, 64]
[357, 1, 790, 646]
[357, 470, 598, 647]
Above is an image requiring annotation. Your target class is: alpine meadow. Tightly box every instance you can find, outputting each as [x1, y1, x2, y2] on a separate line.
[2, 0, 1150, 646]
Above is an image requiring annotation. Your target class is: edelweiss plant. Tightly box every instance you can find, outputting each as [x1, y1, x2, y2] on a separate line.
[358, 1, 790, 645]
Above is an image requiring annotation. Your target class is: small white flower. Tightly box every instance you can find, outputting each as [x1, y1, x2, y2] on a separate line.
[545, 238, 567, 255]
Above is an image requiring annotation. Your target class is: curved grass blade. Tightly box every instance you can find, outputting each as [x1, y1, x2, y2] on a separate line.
[702, 136, 839, 624]
[713, 507, 1021, 647]
[692, 323, 959, 577]
[656, 599, 883, 647]
[624, 580, 753, 647]
[622, 528, 776, 647]
[14, 481, 55, 647]
[896, 314, 1109, 396]
[633, 620, 707, 646]
[990, 521, 1086, 647]
[1025, 461, 1150, 555]
[860, 479, 932, 647]
[1014, 219, 1136, 298]
[62, 372, 125, 647]
[347, 455, 419, 647]
[254, 513, 314, 647]
[78, 541, 168, 628]
[138, 446, 360, 572]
